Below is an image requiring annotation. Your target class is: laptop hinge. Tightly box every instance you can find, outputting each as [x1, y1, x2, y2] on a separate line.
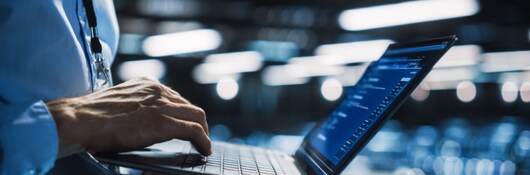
[294, 148, 331, 175]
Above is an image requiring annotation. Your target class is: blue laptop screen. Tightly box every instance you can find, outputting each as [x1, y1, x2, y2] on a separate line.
[307, 43, 448, 166]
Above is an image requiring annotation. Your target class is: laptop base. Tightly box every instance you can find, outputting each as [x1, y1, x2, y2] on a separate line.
[97, 139, 303, 175]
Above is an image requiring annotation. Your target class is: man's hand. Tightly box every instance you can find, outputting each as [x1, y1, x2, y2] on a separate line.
[47, 78, 211, 158]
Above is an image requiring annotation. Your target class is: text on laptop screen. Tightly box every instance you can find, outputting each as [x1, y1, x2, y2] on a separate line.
[308, 43, 448, 166]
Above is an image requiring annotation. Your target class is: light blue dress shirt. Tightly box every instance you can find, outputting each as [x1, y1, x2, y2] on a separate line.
[0, 0, 119, 174]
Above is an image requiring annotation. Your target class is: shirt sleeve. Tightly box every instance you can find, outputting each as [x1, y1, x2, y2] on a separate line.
[0, 100, 59, 175]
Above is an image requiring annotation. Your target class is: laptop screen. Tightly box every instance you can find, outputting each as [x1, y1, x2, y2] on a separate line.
[302, 36, 457, 173]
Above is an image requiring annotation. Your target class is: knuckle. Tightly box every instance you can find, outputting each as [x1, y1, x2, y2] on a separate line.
[144, 83, 164, 95]
[155, 97, 169, 106]
[190, 106, 205, 116]
[141, 94, 161, 104]
[188, 123, 204, 134]
[195, 108, 207, 120]
[152, 84, 165, 92]
[182, 105, 206, 121]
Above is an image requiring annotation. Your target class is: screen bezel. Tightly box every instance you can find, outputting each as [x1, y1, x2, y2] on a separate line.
[296, 36, 458, 175]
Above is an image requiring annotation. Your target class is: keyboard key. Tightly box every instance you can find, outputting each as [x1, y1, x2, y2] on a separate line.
[204, 166, 220, 174]
[197, 142, 295, 175]
[222, 170, 240, 175]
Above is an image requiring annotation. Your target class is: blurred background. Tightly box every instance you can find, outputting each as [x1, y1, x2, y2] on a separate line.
[110, 0, 530, 174]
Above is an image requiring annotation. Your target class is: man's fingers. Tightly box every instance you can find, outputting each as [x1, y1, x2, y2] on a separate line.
[160, 85, 191, 104]
[163, 91, 190, 104]
[130, 78, 189, 104]
[167, 118, 212, 155]
[159, 103, 209, 135]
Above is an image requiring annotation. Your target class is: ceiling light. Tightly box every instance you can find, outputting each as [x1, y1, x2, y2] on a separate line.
[411, 84, 430, 102]
[315, 39, 394, 64]
[426, 68, 476, 83]
[216, 77, 239, 100]
[520, 82, 530, 103]
[321, 78, 343, 101]
[456, 81, 476, 103]
[481, 51, 530, 73]
[117, 59, 166, 81]
[262, 66, 309, 86]
[192, 51, 263, 84]
[338, 0, 480, 31]
[143, 29, 222, 57]
[204, 51, 263, 74]
[501, 82, 518, 103]
[435, 45, 481, 68]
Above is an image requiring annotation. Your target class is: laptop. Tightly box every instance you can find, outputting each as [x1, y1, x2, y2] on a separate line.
[97, 36, 458, 175]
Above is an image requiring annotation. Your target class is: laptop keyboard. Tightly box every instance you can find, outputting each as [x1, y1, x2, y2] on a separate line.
[177, 142, 290, 175]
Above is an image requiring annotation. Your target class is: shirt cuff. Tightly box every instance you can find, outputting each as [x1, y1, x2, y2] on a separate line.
[0, 100, 59, 175]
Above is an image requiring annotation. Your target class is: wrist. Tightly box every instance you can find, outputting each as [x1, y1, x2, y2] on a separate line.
[47, 98, 85, 158]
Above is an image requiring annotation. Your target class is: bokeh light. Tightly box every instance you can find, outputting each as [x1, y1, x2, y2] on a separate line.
[456, 81, 476, 103]
[216, 77, 239, 100]
[321, 78, 343, 101]
[501, 82, 518, 103]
